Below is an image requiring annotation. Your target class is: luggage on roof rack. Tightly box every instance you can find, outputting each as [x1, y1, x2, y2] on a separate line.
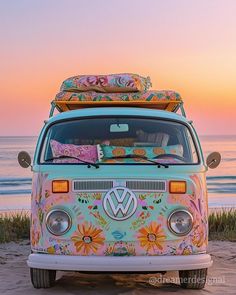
[50, 90, 185, 117]
[50, 74, 186, 117]
[60, 73, 152, 93]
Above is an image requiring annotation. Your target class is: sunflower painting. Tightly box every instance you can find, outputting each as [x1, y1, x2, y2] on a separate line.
[72, 222, 105, 255]
[137, 221, 166, 254]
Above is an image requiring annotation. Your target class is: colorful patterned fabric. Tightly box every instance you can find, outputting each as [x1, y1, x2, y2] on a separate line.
[50, 140, 98, 163]
[55, 90, 182, 102]
[101, 158, 184, 164]
[100, 144, 184, 162]
[60, 73, 151, 93]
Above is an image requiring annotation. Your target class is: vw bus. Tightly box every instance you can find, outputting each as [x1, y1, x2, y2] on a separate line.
[18, 83, 221, 290]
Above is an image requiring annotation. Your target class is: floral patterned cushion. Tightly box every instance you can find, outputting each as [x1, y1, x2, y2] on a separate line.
[50, 140, 99, 163]
[60, 73, 151, 93]
[55, 90, 181, 102]
[102, 158, 184, 164]
[100, 144, 184, 162]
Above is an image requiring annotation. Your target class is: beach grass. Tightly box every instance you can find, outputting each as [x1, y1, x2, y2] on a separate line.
[208, 209, 236, 241]
[0, 209, 236, 243]
[0, 212, 30, 243]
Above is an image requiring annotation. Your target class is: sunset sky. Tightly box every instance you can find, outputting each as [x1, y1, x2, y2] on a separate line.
[0, 0, 236, 136]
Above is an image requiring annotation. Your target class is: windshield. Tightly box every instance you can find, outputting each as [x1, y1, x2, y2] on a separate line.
[40, 117, 199, 165]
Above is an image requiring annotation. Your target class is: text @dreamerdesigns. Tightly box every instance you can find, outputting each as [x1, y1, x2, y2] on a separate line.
[148, 275, 225, 286]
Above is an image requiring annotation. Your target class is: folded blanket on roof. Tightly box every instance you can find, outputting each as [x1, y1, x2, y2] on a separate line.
[55, 90, 182, 102]
[60, 73, 152, 93]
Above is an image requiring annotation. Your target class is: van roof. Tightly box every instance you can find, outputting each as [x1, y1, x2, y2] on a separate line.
[47, 107, 189, 125]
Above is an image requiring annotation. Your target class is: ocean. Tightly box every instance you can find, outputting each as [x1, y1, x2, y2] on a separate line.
[0, 136, 235, 211]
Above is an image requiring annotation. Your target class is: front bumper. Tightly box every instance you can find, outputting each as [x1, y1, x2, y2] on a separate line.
[27, 253, 212, 272]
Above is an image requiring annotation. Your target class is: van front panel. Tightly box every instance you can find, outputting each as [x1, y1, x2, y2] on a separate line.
[31, 166, 208, 257]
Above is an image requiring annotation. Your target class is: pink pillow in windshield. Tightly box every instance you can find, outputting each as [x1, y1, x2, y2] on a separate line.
[50, 140, 98, 163]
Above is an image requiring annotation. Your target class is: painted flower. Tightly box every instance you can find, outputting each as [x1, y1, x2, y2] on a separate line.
[72, 222, 105, 255]
[133, 148, 146, 156]
[97, 76, 108, 86]
[153, 147, 165, 155]
[47, 246, 56, 254]
[182, 246, 192, 255]
[112, 147, 126, 157]
[137, 221, 166, 253]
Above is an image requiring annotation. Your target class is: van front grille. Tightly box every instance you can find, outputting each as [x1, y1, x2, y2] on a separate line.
[72, 179, 166, 192]
[126, 180, 166, 192]
[73, 180, 113, 192]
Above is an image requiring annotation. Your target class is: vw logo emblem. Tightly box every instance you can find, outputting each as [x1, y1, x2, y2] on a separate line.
[103, 186, 138, 221]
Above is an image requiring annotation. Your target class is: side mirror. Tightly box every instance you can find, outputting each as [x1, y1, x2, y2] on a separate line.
[206, 152, 221, 169]
[18, 151, 32, 168]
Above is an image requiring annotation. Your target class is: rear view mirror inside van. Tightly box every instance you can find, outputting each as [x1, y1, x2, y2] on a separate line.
[110, 124, 129, 133]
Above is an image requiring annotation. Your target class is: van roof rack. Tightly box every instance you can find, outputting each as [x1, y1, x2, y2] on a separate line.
[49, 90, 186, 118]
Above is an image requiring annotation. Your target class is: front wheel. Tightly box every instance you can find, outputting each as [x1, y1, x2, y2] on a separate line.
[179, 268, 207, 289]
[30, 268, 56, 288]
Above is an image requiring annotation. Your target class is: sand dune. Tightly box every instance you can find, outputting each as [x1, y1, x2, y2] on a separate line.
[0, 240, 235, 295]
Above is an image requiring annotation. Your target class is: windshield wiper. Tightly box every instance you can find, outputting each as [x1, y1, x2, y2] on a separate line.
[44, 155, 99, 169]
[105, 154, 169, 168]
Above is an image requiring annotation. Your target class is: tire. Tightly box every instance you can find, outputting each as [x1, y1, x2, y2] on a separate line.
[30, 268, 56, 288]
[179, 268, 207, 289]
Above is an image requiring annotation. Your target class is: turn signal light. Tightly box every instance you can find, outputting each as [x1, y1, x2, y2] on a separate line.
[52, 180, 69, 193]
[169, 181, 186, 194]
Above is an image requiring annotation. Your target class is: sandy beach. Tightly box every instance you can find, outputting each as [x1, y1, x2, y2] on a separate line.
[0, 240, 235, 295]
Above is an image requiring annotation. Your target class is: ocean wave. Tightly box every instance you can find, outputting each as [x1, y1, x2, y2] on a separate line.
[0, 177, 32, 185]
[207, 176, 236, 180]
[223, 158, 236, 162]
[0, 181, 32, 187]
[0, 178, 32, 195]
[0, 189, 31, 195]
[208, 203, 236, 208]
[207, 178, 236, 193]
[0, 177, 32, 182]
[207, 182, 236, 186]
[208, 188, 236, 194]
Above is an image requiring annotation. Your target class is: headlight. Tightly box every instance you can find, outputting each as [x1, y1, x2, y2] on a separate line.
[168, 210, 193, 236]
[46, 209, 71, 236]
